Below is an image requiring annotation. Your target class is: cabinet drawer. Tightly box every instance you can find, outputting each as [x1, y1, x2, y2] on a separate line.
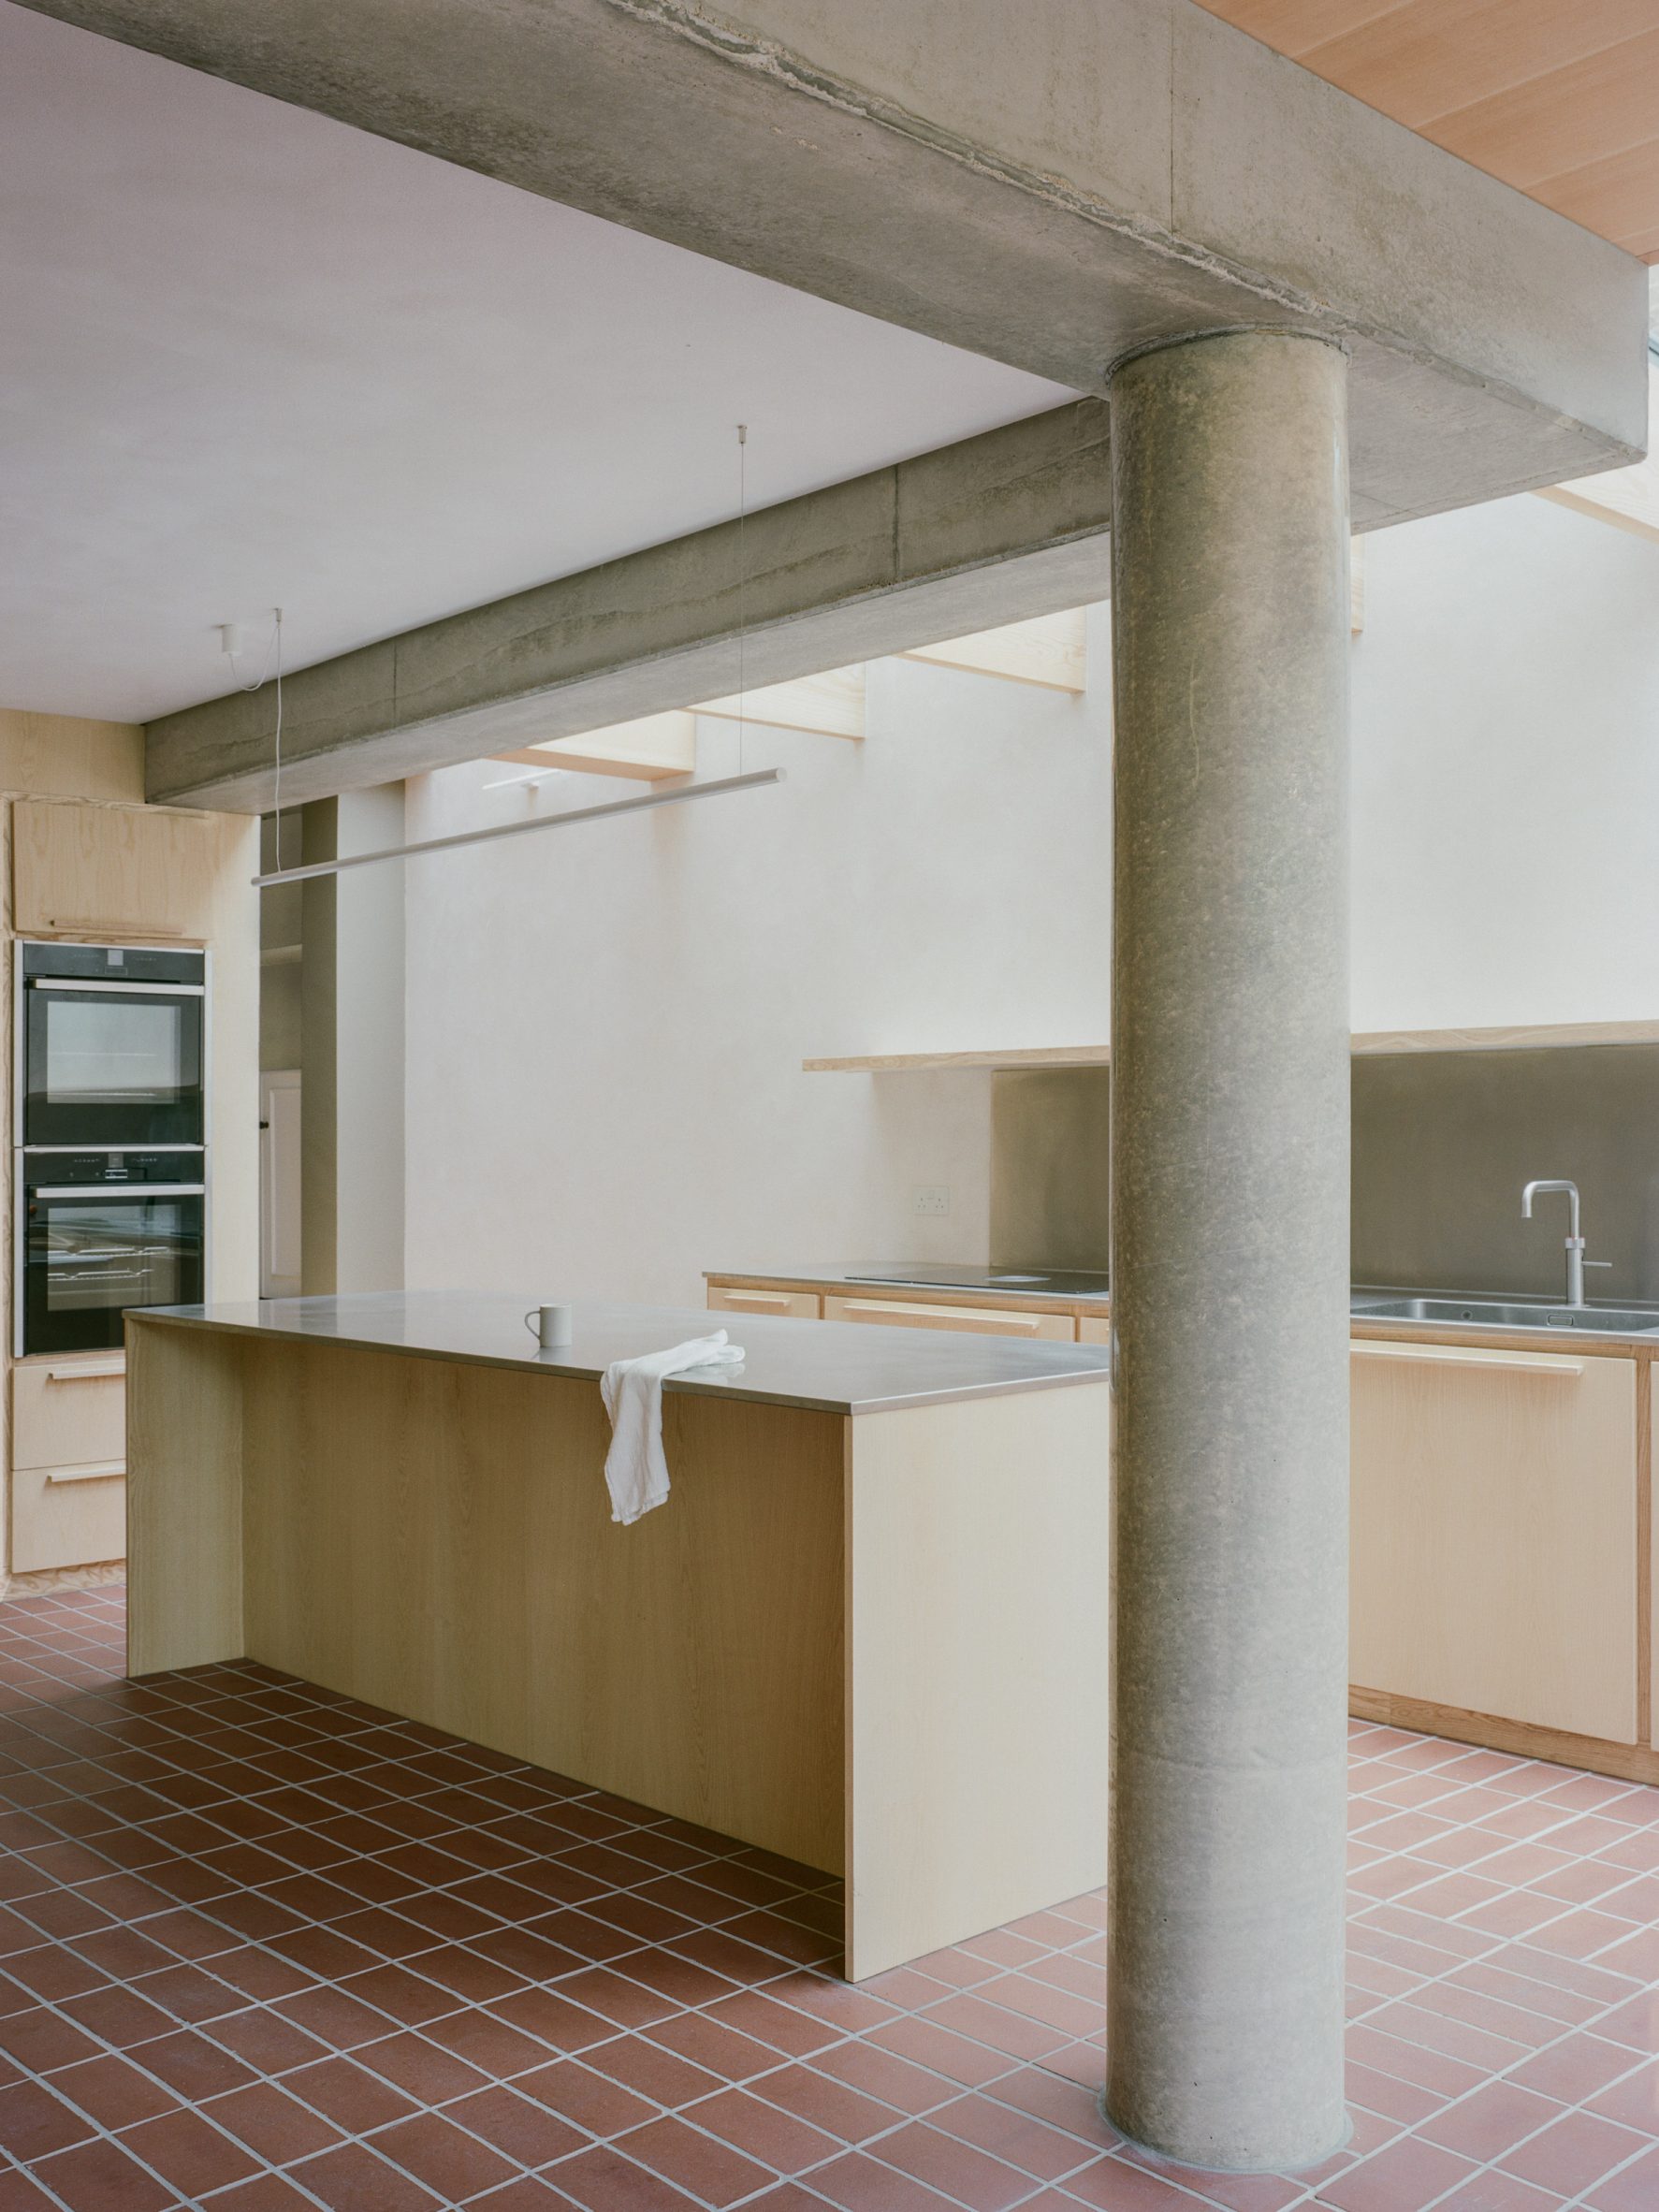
[13, 1358, 125, 1472]
[10, 1462, 125, 1574]
[822, 1294, 1075, 1342]
[1078, 1317, 1112, 1346]
[707, 1287, 822, 1320]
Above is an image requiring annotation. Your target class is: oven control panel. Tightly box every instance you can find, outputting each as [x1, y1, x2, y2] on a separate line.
[22, 1150, 205, 1190]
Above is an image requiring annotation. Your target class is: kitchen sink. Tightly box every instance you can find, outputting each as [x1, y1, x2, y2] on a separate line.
[1354, 1296, 1659, 1334]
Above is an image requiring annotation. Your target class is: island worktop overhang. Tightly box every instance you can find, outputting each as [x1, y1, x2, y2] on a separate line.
[131, 1290, 1112, 1415]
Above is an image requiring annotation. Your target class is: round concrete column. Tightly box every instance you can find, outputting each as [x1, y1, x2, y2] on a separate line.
[1105, 328, 1351, 2173]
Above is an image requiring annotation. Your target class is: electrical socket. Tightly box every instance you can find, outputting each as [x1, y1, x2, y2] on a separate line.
[912, 1185, 951, 1217]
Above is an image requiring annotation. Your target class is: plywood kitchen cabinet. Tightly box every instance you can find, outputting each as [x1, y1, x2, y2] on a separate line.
[1351, 1341, 1639, 1744]
[11, 797, 226, 940]
[822, 1293, 1076, 1342]
[708, 1286, 822, 1321]
[10, 1354, 127, 1574]
[0, 761, 260, 1586]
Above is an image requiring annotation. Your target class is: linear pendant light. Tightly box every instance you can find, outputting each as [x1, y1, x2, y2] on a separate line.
[252, 767, 783, 888]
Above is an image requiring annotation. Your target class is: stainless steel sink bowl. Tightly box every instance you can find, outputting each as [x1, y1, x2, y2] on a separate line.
[1354, 1296, 1659, 1334]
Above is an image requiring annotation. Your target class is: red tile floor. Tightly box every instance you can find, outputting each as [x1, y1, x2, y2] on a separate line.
[0, 1590, 1657, 2212]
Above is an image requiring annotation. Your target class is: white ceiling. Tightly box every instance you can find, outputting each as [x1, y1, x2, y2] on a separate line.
[0, 5, 1078, 725]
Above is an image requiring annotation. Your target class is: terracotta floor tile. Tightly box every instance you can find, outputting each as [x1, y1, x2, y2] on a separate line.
[0, 2076, 97, 2159]
[1588, 2055, 1659, 2132]
[354, 2026, 495, 2105]
[371, 2111, 523, 2202]
[439, 2081, 586, 2166]
[288, 2140, 446, 2210]
[1417, 2080, 1564, 2161]
[24, 2135, 180, 2212]
[4, 1593, 1659, 2212]
[513, 2055, 656, 2137]
[1059, 2153, 1210, 2208]
[199, 2077, 347, 2163]
[1588, 2145, 1659, 2212]
[117, 2104, 264, 2196]
[546, 2143, 704, 2209]
[583, 2028, 725, 2109]
[871, 2011, 1027, 2086]
[873, 2117, 1036, 2211]
[645, 2006, 784, 2084]
[802, 2147, 962, 2210]
[612, 2112, 775, 2205]
[1508, 2034, 1645, 2103]
[1312, 2133, 1478, 2211]
[678, 2081, 840, 2172]
[1498, 2108, 1652, 2195]
[1432, 2174, 1568, 2212]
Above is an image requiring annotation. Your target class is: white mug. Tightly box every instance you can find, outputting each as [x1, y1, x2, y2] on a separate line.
[524, 1302, 573, 1349]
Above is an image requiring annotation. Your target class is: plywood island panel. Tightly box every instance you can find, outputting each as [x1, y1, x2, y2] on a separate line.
[125, 1313, 1112, 1980]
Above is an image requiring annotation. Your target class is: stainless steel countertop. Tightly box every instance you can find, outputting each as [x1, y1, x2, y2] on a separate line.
[707, 1264, 1113, 1306]
[132, 1292, 1113, 1416]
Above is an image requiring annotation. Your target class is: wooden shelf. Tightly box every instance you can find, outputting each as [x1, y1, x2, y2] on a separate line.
[805, 1019, 1659, 1074]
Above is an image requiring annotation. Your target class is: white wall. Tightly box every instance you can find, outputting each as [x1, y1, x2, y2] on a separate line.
[1351, 494, 1659, 1030]
[403, 617, 1112, 1303]
[402, 497, 1659, 1306]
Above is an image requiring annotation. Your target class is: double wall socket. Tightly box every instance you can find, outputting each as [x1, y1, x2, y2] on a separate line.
[912, 1185, 951, 1216]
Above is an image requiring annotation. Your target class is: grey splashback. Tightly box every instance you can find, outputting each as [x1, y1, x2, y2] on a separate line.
[990, 1069, 1112, 1270]
[990, 1051, 1659, 1300]
[1351, 1046, 1659, 1302]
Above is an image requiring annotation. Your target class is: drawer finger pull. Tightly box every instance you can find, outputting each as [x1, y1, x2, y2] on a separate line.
[40, 1361, 125, 1383]
[45, 1461, 126, 1486]
[722, 1291, 794, 1307]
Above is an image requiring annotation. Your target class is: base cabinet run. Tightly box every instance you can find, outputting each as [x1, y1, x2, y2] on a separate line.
[1350, 1341, 1639, 1746]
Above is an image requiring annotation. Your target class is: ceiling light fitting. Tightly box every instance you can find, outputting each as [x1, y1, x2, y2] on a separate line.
[251, 767, 784, 888]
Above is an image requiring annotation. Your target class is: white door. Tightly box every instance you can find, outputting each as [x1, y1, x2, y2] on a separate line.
[260, 1070, 301, 1298]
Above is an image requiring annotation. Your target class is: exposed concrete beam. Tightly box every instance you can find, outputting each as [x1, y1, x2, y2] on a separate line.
[20, 0, 1649, 531]
[145, 402, 1115, 809]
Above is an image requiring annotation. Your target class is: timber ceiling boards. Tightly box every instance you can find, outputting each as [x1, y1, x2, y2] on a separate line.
[1197, 1, 1659, 261]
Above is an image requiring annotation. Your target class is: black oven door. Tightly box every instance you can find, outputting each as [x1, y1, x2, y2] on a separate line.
[22, 1185, 205, 1355]
[23, 981, 205, 1147]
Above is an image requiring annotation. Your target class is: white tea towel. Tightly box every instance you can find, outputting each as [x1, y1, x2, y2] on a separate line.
[601, 1331, 745, 1525]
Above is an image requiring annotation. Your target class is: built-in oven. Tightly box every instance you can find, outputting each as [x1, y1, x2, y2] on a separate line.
[17, 941, 207, 1150]
[16, 1151, 207, 1356]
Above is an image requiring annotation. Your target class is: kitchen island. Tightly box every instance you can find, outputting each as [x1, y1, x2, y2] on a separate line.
[124, 1292, 1113, 1980]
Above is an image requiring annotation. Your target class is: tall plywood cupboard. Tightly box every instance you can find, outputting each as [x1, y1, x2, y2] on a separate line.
[0, 714, 258, 1590]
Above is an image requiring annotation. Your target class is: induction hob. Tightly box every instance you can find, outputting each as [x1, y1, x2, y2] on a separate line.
[842, 1263, 1110, 1298]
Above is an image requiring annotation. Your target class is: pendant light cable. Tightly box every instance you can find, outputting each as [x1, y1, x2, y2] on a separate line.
[736, 423, 747, 778]
[227, 606, 286, 866]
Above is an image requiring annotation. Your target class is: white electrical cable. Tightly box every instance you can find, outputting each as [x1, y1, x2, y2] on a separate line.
[226, 606, 285, 864]
[736, 424, 747, 778]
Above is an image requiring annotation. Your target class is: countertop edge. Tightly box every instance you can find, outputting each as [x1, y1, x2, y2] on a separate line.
[124, 1308, 1113, 1417]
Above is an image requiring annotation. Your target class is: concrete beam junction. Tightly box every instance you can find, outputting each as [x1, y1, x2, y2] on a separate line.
[143, 401, 1116, 810]
[21, 0, 1648, 806]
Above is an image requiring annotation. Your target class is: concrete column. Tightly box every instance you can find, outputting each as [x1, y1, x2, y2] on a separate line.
[1105, 329, 1351, 2173]
[298, 786, 406, 1294]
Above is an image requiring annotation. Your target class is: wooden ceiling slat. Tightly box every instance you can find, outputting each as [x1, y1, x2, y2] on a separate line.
[1423, 30, 1659, 191]
[1194, 1, 1405, 59]
[1196, 0, 1659, 261]
[1303, 0, 1659, 132]
[1527, 134, 1659, 257]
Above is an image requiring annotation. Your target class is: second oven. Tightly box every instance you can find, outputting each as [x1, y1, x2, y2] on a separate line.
[17, 1153, 206, 1356]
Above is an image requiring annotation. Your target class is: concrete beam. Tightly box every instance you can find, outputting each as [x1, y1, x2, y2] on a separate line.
[19, 0, 1650, 531]
[145, 401, 1115, 809]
